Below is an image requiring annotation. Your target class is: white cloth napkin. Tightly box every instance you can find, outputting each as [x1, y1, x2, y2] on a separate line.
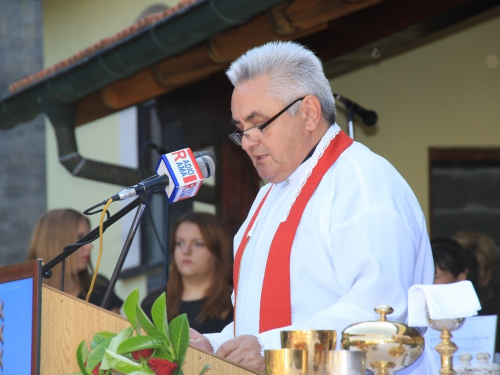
[407, 280, 481, 327]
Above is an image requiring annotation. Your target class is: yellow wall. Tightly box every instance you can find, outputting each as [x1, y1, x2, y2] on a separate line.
[43, 0, 182, 306]
[331, 8, 500, 220]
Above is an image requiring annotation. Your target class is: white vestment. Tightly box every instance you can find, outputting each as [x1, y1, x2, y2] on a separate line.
[206, 125, 437, 374]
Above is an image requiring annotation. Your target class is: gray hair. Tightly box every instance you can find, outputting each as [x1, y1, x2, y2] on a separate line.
[226, 41, 336, 124]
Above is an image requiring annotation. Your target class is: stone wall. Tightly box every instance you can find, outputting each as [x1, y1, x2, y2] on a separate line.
[0, 0, 46, 266]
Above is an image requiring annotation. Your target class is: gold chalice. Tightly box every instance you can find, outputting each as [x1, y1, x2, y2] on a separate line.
[425, 308, 465, 375]
[281, 330, 337, 374]
[324, 350, 366, 375]
[341, 305, 424, 375]
[265, 349, 307, 375]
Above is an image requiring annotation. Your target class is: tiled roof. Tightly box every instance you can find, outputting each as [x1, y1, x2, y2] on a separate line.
[9, 0, 201, 93]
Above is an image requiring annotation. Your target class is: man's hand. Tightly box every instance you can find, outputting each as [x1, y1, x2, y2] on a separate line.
[189, 328, 214, 353]
[215, 335, 264, 373]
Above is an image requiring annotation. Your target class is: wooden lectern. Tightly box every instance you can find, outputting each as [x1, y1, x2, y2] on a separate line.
[0, 261, 259, 375]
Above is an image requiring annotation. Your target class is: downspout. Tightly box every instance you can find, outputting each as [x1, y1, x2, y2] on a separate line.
[39, 95, 142, 186]
[38, 94, 217, 203]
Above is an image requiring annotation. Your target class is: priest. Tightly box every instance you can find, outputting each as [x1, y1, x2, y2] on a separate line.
[189, 41, 437, 374]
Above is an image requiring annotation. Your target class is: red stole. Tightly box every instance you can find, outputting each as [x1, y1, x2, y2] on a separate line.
[233, 130, 353, 334]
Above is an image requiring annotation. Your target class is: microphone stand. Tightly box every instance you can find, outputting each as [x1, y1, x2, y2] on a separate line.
[101, 192, 154, 309]
[333, 93, 378, 140]
[162, 200, 170, 290]
[347, 104, 356, 140]
[41, 197, 143, 279]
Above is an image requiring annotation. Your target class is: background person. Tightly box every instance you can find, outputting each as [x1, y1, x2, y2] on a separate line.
[141, 212, 233, 333]
[452, 230, 497, 315]
[452, 231, 496, 289]
[431, 237, 479, 286]
[27, 208, 122, 313]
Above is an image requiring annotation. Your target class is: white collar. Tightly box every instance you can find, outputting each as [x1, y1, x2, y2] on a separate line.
[276, 124, 341, 221]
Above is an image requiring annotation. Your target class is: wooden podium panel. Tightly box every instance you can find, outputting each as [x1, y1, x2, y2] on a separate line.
[41, 285, 257, 375]
[184, 347, 259, 375]
[40, 285, 130, 374]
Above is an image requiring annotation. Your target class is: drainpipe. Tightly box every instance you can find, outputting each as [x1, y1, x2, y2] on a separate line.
[39, 95, 142, 186]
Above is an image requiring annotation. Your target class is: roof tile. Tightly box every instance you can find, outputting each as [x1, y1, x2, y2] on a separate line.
[9, 0, 201, 93]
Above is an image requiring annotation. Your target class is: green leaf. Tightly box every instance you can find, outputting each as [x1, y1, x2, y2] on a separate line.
[198, 364, 211, 375]
[85, 336, 113, 373]
[172, 356, 186, 375]
[90, 331, 117, 349]
[124, 289, 141, 333]
[76, 341, 90, 375]
[136, 304, 165, 342]
[151, 292, 169, 340]
[169, 313, 190, 360]
[117, 335, 166, 354]
[104, 350, 154, 374]
[101, 326, 134, 370]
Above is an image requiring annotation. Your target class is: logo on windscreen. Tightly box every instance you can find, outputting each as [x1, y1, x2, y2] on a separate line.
[171, 150, 199, 183]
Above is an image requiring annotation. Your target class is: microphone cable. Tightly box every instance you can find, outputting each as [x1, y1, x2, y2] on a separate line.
[86, 197, 113, 302]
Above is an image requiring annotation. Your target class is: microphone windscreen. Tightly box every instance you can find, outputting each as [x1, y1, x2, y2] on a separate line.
[360, 110, 378, 126]
[195, 151, 216, 178]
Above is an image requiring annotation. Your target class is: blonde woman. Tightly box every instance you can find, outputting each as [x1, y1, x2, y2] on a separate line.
[27, 209, 122, 313]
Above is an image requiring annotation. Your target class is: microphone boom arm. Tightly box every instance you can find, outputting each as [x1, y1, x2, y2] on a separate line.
[41, 197, 142, 278]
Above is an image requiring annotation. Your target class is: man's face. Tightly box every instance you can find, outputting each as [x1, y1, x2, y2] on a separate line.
[231, 75, 310, 183]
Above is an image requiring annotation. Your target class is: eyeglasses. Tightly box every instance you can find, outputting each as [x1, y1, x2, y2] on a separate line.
[228, 97, 305, 146]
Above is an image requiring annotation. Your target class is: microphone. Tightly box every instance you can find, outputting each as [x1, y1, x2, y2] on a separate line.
[112, 149, 216, 203]
[333, 93, 378, 126]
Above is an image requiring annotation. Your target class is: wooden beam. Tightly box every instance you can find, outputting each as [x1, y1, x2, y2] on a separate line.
[76, 91, 117, 127]
[74, 0, 383, 125]
[321, 0, 500, 78]
[207, 13, 327, 64]
[101, 68, 173, 110]
[152, 44, 227, 87]
[74, 0, 492, 127]
[298, 0, 477, 64]
[285, 0, 387, 31]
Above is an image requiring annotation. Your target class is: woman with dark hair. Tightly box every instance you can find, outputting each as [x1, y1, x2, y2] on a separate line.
[27, 208, 123, 313]
[142, 212, 233, 333]
[431, 237, 479, 288]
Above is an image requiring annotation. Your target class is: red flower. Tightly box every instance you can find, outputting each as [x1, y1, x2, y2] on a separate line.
[147, 358, 178, 375]
[84, 360, 101, 375]
[131, 348, 155, 360]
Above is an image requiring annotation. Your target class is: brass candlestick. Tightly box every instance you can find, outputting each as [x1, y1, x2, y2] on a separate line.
[426, 310, 465, 375]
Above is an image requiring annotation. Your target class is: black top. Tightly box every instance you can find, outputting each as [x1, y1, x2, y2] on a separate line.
[77, 274, 123, 311]
[141, 288, 233, 334]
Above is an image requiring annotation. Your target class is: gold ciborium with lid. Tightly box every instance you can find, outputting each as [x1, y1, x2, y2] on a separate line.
[341, 305, 424, 375]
